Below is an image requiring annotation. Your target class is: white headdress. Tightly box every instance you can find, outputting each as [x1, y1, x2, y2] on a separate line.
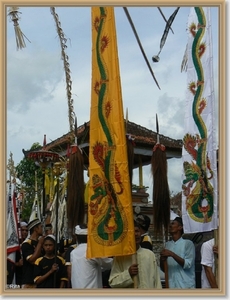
[75, 225, 88, 235]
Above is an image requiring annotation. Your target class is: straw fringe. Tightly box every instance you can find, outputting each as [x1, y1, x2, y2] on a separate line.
[8, 7, 30, 50]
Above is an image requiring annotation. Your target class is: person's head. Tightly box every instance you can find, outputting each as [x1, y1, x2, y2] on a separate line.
[27, 218, 43, 236]
[169, 217, 184, 236]
[43, 234, 56, 255]
[45, 223, 53, 235]
[134, 220, 142, 249]
[135, 214, 150, 234]
[75, 224, 87, 244]
[20, 221, 28, 241]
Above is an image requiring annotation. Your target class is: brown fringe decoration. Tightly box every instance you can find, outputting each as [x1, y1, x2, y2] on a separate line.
[151, 143, 170, 237]
[66, 146, 85, 236]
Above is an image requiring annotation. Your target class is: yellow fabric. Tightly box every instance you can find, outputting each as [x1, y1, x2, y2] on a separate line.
[44, 170, 50, 196]
[142, 235, 153, 245]
[84, 180, 90, 204]
[87, 7, 135, 259]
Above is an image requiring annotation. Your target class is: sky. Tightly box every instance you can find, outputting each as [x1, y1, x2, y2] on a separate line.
[3, 5, 228, 298]
[6, 6, 219, 197]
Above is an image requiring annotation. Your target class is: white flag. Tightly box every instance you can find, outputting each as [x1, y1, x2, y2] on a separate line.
[181, 7, 218, 233]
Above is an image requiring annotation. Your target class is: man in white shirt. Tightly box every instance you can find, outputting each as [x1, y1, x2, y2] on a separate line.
[160, 217, 196, 288]
[108, 221, 162, 289]
[70, 224, 113, 288]
[200, 238, 218, 288]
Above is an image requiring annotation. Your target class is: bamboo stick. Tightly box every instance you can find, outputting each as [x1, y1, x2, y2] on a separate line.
[164, 260, 169, 288]
[214, 228, 219, 287]
[132, 253, 138, 288]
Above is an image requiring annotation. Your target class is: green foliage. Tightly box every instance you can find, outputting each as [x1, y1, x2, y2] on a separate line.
[132, 184, 149, 192]
[15, 142, 43, 221]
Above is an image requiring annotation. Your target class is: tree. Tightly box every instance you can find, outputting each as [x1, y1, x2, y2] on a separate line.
[16, 143, 43, 221]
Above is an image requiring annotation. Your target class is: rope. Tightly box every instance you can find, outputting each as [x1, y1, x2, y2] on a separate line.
[50, 7, 75, 138]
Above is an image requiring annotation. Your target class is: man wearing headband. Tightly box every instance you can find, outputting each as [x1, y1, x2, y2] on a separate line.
[45, 223, 53, 236]
[33, 234, 68, 288]
[70, 224, 113, 288]
[160, 217, 196, 288]
[20, 221, 29, 242]
[135, 214, 153, 251]
[109, 220, 162, 289]
[21, 218, 45, 288]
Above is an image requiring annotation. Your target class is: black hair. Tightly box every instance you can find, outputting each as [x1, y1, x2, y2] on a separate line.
[174, 217, 183, 226]
[174, 217, 184, 234]
[76, 224, 88, 244]
[44, 236, 55, 244]
[135, 214, 150, 231]
[29, 223, 40, 235]
[77, 234, 87, 244]
[134, 220, 141, 228]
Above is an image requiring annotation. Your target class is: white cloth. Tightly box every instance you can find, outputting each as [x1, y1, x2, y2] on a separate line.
[75, 225, 88, 235]
[200, 238, 215, 288]
[70, 243, 113, 288]
[20, 221, 28, 227]
[181, 7, 218, 234]
[45, 234, 55, 241]
[108, 246, 162, 289]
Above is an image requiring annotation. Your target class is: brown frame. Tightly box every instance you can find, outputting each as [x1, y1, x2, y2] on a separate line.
[0, 0, 226, 297]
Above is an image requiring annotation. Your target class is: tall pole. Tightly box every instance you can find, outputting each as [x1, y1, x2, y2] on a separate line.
[40, 162, 47, 233]
[53, 162, 62, 288]
[26, 135, 60, 231]
[214, 228, 219, 286]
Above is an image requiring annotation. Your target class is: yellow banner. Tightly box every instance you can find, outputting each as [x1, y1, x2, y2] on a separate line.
[87, 7, 135, 258]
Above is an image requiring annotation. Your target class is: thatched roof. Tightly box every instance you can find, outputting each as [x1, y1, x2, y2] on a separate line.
[23, 120, 182, 168]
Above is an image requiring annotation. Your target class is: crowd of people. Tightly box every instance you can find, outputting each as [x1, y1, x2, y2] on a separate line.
[6, 214, 218, 289]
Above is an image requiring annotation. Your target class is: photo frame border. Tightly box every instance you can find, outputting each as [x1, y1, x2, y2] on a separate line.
[0, 0, 226, 297]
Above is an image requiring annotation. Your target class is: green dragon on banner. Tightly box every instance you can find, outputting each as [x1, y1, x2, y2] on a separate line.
[182, 7, 214, 223]
[89, 7, 128, 246]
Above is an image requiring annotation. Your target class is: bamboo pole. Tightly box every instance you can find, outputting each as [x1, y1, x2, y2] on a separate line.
[132, 253, 138, 288]
[157, 7, 174, 34]
[41, 165, 46, 233]
[214, 228, 219, 287]
[53, 162, 61, 288]
[164, 260, 169, 288]
[123, 7, 161, 89]
[163, 225, 169, 288]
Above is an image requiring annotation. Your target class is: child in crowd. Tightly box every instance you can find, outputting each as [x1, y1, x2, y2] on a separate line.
[33, 234, 68, 288]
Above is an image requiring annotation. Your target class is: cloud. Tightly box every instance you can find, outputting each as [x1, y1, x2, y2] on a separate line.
[7, 47, 63, 112]
[6, 6, 219, 197]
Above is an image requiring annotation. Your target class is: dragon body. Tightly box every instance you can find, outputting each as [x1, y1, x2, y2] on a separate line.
[89, 8, 127, 246]
[183, 7, 214, 223]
